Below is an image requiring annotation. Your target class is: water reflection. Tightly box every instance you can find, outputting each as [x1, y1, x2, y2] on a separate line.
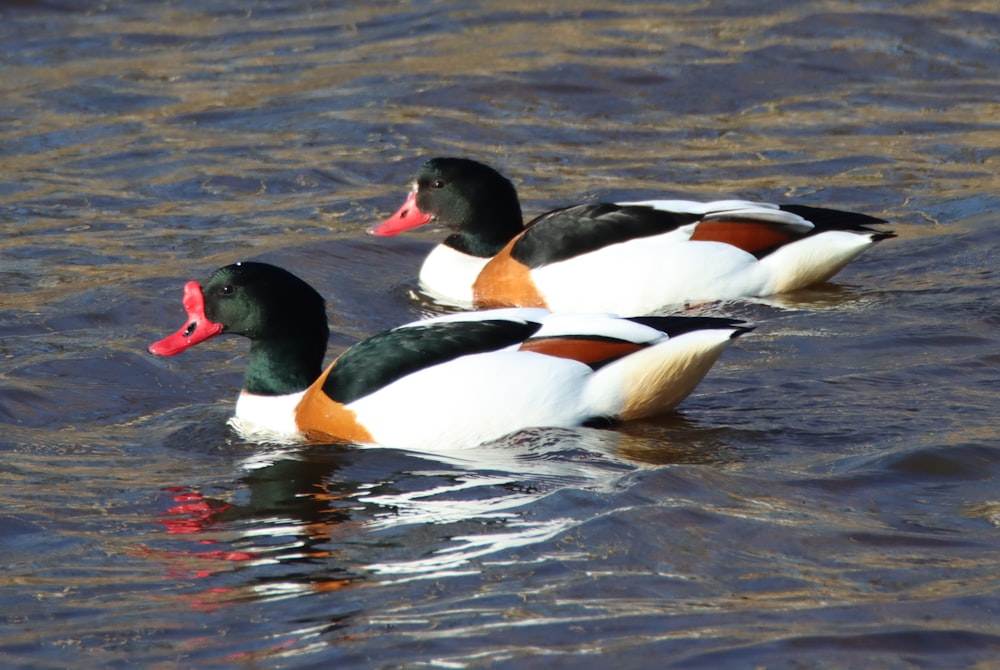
[150, 419, 762, 604]
[154, 429, 637, 590]
[154, 448, 370, 611]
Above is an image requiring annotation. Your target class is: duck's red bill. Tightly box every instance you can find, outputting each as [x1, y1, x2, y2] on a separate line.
[149, 281, 224, 356]
[367, 190, 433, 236]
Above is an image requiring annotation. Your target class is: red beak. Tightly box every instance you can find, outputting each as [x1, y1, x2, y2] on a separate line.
[149, 281, 224, 356]
[367, 190, 433, 236]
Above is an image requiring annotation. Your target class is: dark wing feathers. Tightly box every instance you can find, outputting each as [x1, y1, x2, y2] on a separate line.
[511, 202, 891, 269]
[323, 319, 542, 404]
[323, 314, 752, 403]
[625, 316, 753, 339]
[513, 203, 701, 269]
[778, 204, 888, 232]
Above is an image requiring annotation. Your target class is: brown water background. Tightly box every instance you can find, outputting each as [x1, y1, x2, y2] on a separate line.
[2, 1, 999, 667]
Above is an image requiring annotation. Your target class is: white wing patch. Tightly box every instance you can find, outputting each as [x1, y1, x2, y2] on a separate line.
[526, 312, 668, 344]
[398, 307, 550, 330]
[620, 199, 815, 233]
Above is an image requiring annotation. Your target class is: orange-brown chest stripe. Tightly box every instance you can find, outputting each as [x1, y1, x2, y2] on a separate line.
[473, 237, 548, 308]
[294, 361, 374, 444]
[690, 220, 802, 256]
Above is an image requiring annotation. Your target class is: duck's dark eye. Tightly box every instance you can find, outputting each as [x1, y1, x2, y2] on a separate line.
[220, 284, 234, 295]
[431, 179, 445, 189]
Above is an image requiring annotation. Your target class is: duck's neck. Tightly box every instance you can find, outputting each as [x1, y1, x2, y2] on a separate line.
[243, 335, 326, 396]
[443, 194, 525, 259]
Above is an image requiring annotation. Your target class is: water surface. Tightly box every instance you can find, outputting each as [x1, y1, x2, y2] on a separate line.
[2, 1, 1000, 667]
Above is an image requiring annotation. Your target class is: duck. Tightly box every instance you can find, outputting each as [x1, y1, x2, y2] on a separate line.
[367, 157, 896, 314]
[148, 262, 752, 452]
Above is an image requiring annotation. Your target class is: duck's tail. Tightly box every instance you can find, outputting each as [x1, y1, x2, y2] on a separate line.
[583, 324, 751, 422]
[759, 229, 893, 293]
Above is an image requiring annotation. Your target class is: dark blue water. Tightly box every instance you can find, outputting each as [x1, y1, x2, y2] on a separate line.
[2, 1, 1000, 667]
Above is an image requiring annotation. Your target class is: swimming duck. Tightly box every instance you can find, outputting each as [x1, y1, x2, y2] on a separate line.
[149, 262, 751, 451]
[368, 157, 895, 314]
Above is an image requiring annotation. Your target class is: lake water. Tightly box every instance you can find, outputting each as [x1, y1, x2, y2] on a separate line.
[2, 1, 999, 667]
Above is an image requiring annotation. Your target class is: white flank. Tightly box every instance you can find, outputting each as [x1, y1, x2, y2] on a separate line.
[348, 350, 594, 452]
[530, 232, 769, 313]
[415, 198, 882, 312]
[343, 318, 744, 451]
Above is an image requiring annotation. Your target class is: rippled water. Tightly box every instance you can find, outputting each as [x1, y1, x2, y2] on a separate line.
[2, 1, 1000, 667]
